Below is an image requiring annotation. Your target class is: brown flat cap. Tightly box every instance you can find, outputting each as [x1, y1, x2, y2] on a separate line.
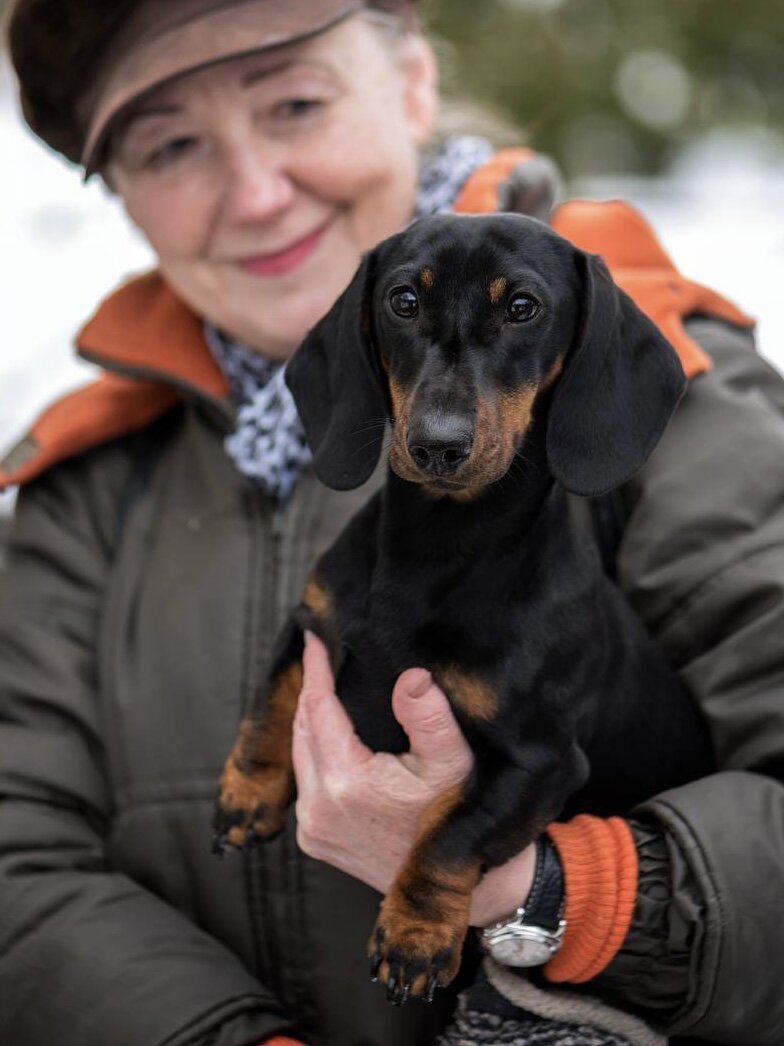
[6, 0, 417, 174]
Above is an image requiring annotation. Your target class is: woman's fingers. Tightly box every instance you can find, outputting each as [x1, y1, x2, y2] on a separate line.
[391, 668, 473, 785]
[294, 632, 371, 787]
[300, 629, 335, 695]
[295, 638, 470, 804]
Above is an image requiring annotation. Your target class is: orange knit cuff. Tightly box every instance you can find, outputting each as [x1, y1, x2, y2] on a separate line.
[544, 814, 638, 984]
[264, 1039, 306, 1045]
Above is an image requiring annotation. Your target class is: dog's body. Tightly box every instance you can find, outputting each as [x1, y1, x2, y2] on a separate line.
[214, 214, 713, 1004]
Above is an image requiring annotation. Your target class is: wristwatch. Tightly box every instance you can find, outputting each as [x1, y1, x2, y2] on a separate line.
[481, 836, 566, 967]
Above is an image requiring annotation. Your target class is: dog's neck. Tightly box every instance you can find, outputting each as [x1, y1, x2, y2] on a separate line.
[379, 439, 555, 564]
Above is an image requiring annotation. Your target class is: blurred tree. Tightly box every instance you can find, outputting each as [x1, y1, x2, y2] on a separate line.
[1, 0, 782, 176]
[425, 0, 784, 176]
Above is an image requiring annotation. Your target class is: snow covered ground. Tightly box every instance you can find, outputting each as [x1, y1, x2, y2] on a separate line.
[2, 54, 783, 515]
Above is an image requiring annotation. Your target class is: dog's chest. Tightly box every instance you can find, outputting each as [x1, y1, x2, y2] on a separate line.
[326, 527, 593, 750]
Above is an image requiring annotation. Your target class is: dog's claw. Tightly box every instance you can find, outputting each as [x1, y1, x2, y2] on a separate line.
[425, 973, 439, 1003]
[369, 952, 382, 982]
[385, 972, 398, 1004]
[386, 973, 410, 1007]
[211, 833, 228, 857]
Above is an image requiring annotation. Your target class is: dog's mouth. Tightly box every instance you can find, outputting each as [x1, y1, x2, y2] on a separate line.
[422, 476, 471, 493]
[388, 444, 519, 499]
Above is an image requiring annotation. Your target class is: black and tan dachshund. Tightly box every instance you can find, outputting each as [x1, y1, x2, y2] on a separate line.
[213, 213, 713, 1004]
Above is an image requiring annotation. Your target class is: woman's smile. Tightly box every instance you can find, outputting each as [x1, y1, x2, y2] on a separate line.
[234, 218, 333, 277]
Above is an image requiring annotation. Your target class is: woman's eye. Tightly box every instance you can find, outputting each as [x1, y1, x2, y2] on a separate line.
[273, 98, 323, 120]
[506, 294, 541, 323]
[389, 287, 419, 318]
[145, 136, 198, 169]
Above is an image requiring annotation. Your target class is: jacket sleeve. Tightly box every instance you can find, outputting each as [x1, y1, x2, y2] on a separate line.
[593, 318, 784, 1044]
[0, 445, 298, 1046]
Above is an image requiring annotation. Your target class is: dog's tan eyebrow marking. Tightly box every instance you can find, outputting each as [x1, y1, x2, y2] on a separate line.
[419, 267, 435, 290]
[489, 277, 507, 304]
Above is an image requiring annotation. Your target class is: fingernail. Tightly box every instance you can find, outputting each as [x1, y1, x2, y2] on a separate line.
[407, 670, 432, 699]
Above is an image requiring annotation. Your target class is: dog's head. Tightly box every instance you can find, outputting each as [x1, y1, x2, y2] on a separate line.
[286, 213, 685, 497]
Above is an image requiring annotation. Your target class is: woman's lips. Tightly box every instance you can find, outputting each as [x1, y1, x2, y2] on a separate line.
[236, 222, 330, 277]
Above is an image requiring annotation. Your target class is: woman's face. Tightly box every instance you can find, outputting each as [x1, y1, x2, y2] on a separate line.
[108, 15, 437, 359]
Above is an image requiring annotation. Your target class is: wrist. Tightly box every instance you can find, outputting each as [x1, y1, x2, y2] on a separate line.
[481, 836, 566, 967]
[469, 840, 538, 927]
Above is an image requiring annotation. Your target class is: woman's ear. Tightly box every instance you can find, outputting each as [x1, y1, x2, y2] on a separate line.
[400, 36, 439, 146]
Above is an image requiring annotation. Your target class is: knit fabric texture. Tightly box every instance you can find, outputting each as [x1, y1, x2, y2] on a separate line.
[438, 1006, 631, 1046]
[204, 135, 495, 502]
[545, 816, 638, 984]
[438, 975, 633, 1046]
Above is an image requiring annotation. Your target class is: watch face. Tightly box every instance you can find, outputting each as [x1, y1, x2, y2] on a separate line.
[489, 934, 558, 968]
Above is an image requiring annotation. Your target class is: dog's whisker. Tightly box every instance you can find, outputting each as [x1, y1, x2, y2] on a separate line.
[513, 451, 541, 480]
[350, 432, 386, 460]
[505, 461, 525, 494]
[507, 453, 541, 495]
[350, 418, 389, 437]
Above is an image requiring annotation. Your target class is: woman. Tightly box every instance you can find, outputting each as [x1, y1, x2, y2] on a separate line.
[2, 1, 784, 1044]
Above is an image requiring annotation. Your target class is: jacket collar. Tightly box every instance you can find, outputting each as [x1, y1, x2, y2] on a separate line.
[77, 270, 230, 413]
[0, 271, 233, 490]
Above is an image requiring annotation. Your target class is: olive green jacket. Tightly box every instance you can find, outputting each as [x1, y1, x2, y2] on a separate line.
[1, 312, 783, 1046]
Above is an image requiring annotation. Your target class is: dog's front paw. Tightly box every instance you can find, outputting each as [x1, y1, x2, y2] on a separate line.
[368, 891, 468, 1005]
[212, 759, 293, 855]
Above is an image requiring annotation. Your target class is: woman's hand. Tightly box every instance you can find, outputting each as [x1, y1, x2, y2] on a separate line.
[292, 633, 537, 927]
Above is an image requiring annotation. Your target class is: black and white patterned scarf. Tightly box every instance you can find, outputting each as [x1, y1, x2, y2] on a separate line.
[205, 135, 495, 502]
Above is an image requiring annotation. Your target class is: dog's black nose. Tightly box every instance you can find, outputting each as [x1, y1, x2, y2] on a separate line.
[408, 416, 473, 477]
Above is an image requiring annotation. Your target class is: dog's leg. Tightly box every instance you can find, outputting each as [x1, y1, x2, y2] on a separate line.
[369, 779, 480, 1005]
[213, 618, 304, 854]
[369, 738, 586, 1004]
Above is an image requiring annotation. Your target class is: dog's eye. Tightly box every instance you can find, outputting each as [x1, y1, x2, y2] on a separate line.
[507, 295, 540, 323]
[389, 287, 419, 318]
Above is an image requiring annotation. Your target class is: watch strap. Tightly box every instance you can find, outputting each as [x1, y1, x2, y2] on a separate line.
[523, 835, 564, 932]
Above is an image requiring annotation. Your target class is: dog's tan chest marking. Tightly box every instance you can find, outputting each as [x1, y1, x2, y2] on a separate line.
[303, 578, 330, 622]
[437, 666, 498, 721]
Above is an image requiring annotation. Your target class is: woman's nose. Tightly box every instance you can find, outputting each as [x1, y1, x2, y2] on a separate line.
[222, 147, 296, 224]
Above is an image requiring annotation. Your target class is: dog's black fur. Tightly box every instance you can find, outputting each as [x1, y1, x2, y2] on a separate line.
[214, 213, 713, 1004]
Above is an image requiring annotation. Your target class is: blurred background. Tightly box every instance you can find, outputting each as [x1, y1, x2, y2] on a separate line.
[430, 0, 784, 179]
[2, 0, 784, 514]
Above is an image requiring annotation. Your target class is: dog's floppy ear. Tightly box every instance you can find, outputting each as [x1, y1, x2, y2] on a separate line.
[285, 251, 387, 491]
[546, 251, 686, 497]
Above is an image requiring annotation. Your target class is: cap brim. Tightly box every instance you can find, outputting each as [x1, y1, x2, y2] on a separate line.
[82, 0, 364, 176]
